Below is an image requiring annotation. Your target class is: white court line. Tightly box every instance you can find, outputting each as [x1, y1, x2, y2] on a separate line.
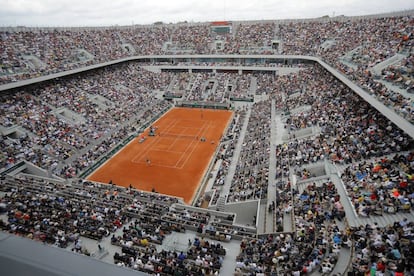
[155, 148, 193, 154]
[149, 120, 210, 169]
[175, 121, 213, 169]
[166, 124, 206, 152]
[131, 118, 178, 163]
[131, 119, 215, 170]
[147, 122, 207, 169]
[167, 120, 209, 155]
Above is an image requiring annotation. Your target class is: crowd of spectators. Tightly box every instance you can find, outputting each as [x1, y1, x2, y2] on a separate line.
[264, 65, 414, 258]
[181, 72, 255, 103]
[380, 53, 414, 93]
[209, 107, 247, 206]
[1, 11, 414, 275]
[0, 175, 254, 275]
[186, 72, 217, 102]
[228, 73, 254, 101]
[0, 62, 172, 177]
[1, 60, 295, 181]
[0, 173, 255, 244]
[0, 26, 171, 83]
[195, 63, 414, 216]
[2, 14, 413, 126]
[167, 24, 211, 54]
[163, 72, 190, 99]
[0, 15, 407, 74]
[1, 91, 84, 172]
[227, 99, 271, 203]
[274, 66, 412, 171]
[235, 180, 348, 275]
[113, 236, 225, 275]
[0, 176, 131, 245]
[349, 219, 414, 275]
[340, 152, 414, 217]
[254, 72, 278, 96]
[209, 72, 231, 102]
[229, 22, 276, 54]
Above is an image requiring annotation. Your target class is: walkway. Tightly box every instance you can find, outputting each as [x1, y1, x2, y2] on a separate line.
[377, 79, 414, 100]
[263, 99, 277, 233]
[66, 104, 164, 176]
[66, 220, 241, 276]
[260, 98, 291, 234]
[216, 105, 252, 209]
[327, 161, 414, 228]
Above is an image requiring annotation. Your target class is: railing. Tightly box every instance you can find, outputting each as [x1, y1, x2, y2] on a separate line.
[177, 100, 230, 109]
[0, 160, 26, 177]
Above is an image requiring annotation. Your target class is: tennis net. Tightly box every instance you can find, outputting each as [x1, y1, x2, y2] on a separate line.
[159, 132, 199, 140]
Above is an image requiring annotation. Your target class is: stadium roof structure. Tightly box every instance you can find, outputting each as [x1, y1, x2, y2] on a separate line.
[0, 232, 146, 276]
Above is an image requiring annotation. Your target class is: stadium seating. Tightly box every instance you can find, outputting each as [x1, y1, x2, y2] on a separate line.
[1, 10, 414, 276]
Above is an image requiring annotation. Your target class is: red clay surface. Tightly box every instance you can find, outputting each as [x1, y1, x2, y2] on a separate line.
[87, 107, 233, 204]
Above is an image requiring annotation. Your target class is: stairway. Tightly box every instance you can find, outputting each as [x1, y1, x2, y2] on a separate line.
[216, 196, 227, 212]
[371, 53, 407, 75]
[328, 161, 414, 228]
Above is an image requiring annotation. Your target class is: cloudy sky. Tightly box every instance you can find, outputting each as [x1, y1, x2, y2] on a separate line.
[0, 0, 413, 27]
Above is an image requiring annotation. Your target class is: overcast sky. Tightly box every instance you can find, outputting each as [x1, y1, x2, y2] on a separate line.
[0, 0, 413, 27]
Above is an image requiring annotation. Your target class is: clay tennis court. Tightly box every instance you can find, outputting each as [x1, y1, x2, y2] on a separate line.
[87, 107, 233, 204]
